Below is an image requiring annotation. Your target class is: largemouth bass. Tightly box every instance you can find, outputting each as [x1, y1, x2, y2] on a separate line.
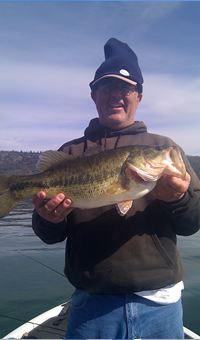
[0, 145, 186, 218]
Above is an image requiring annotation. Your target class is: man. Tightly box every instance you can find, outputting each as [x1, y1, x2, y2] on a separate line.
[32, 38, 200, 339]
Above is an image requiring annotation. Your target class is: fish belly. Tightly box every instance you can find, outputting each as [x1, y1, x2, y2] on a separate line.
[70, 181, 156, 210]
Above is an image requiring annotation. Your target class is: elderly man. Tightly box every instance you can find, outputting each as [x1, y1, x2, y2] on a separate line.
[32, 38, 200, 339]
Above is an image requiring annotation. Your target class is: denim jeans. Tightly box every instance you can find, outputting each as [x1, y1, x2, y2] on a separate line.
[65, 289, 184, 339]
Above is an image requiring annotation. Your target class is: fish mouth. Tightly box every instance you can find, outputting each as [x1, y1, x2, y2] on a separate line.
[168, 147, 186, 178]
[126, 146, 186, 183]
[127, 164, 162, 182]
[144, 147, 186, 179]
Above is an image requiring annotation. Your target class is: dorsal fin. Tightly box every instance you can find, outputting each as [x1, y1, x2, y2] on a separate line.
[82, 145, 105, 157]
[36, 150, 74, 172]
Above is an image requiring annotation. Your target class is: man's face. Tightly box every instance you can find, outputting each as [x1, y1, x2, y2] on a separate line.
[91, 78, 143, 130]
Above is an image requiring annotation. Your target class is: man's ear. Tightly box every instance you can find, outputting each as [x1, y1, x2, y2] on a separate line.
[138, 93, 143, 103]
[91, 91, 96, 103]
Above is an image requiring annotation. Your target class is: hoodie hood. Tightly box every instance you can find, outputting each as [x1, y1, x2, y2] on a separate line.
[84, 118, 147, 142]
[59, 118, 148, 155]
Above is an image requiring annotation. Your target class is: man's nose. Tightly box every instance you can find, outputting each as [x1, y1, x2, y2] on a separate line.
[110, 84, 123, 95]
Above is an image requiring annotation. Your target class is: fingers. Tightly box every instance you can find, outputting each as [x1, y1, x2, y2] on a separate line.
[32, 191, 73, 223]
[153, 172, 191, 202]
[168, 173, 190, 192]
[32, 191, 47, 208]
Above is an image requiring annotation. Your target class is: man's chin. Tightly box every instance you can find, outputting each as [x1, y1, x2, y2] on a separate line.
[104, 116, 126, 130]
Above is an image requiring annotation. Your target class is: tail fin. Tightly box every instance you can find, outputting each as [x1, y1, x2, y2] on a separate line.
[0, 176, 21, 218]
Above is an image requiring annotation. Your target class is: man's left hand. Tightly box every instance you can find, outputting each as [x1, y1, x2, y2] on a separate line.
[153, 172, 191, 202]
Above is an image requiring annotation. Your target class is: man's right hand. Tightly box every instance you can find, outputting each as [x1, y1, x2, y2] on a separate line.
[32, 191, 74, 224]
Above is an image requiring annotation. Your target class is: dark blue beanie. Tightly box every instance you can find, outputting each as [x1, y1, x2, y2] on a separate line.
[90, 38, 143, 93]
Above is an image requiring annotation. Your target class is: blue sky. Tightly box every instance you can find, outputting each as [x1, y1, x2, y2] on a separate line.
[0, 1, 200, 155]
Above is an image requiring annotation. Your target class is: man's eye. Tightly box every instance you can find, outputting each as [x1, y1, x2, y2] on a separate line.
[121, 86, 129, 91]
[102, 85, 113, 92]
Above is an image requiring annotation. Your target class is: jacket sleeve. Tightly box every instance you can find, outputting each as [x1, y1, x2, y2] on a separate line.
[32, 209, 69, 244]
[158, 150, 200, 236]
[159, 188, 200, 236]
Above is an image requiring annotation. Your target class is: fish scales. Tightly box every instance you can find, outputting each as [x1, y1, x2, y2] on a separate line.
[7, 150, 122, 200]
[52, 149, 128, 200]
[0, 145, 186, 218]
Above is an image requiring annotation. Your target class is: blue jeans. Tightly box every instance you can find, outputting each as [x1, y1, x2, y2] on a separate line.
[65, 289, 184, 339]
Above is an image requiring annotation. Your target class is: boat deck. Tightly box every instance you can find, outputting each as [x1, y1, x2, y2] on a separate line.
[4, 301, 200, 339]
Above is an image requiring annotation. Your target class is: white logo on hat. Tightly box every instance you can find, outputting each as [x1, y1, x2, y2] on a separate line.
[120, 69, 130, 76]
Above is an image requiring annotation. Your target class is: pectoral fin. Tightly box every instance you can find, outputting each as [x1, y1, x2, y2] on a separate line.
[117, 200, 133, 216]
[106, 181, 127, 195]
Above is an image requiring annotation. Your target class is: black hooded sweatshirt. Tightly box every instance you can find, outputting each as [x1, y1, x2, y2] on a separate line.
[32, 119, 200, 294]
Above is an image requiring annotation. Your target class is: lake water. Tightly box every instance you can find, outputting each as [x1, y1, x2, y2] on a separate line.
[0, 199, 199, 338]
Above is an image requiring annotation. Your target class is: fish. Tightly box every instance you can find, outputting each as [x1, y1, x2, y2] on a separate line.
[0, 145, 186, 219]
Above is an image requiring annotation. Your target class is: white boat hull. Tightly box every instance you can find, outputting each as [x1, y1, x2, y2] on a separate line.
[3, 301, 200, 339]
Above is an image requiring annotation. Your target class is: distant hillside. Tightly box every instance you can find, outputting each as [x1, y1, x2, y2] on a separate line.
[0, 151, 41, 175]
[0, 150, 200, 179]
[187, 156, 200, 179]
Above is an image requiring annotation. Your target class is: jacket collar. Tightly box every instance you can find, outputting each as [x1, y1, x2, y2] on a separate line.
[84, 118, 147, 140]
